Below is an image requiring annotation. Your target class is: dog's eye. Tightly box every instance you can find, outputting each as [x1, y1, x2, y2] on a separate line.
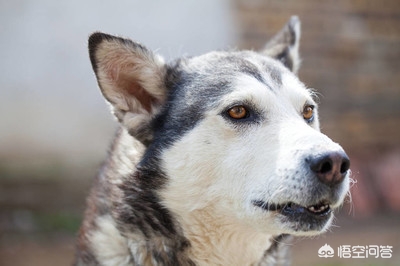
[228, 105, 248, 119]
[302, 105, 314, 122]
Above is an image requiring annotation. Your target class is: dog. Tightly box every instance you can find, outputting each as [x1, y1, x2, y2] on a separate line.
[75, 16, 351, 266]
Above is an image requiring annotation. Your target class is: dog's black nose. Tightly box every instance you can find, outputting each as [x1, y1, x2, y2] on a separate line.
[310, 151, 350, 186]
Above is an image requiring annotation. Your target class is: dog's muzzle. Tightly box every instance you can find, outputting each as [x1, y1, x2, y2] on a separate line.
[253, 150, 350, 232]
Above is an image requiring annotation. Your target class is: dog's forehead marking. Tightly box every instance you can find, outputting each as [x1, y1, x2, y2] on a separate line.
[181, 51, 284, 92]
[209, 57, 310, 108]
[264, 64, 283, 86]
[225, 74, 274, 108]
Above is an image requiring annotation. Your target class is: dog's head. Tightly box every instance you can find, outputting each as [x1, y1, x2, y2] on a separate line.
[88, 16, 350, 236]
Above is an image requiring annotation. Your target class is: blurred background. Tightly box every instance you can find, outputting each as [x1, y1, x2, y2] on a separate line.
[0, 0, 399, 265]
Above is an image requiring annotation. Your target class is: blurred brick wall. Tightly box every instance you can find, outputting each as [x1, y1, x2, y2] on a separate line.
[233, 0, 400, 216]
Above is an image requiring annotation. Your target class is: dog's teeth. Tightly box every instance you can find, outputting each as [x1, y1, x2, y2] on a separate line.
[307, 204, 330, 213]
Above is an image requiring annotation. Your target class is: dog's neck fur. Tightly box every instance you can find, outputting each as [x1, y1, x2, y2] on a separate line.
[176, 206, 275, 265]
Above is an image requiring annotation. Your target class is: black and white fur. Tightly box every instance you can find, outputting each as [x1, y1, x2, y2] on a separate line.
[75, 16, 351, 266]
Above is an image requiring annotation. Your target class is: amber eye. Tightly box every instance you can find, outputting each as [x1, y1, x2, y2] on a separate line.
[228, 105, 248, 119]
[303, 105, 314, 121]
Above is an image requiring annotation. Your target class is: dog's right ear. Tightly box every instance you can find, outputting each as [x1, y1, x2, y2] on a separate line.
[88, 33, 167, 145]
[262, 16, 301, 73]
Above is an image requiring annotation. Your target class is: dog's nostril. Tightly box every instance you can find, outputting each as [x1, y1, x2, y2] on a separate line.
[310, 156, 332, 174]
[319, 159, 333, 174]
[340, 158, 350, 174]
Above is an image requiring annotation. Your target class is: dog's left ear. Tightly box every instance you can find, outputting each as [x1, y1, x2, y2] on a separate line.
[88, 32, 168, 145]
[262, 16, 301, 73]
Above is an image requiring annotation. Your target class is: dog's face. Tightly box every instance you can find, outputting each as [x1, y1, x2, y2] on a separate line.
[159, 51, 350, 236]
[89, 17, 350, 236]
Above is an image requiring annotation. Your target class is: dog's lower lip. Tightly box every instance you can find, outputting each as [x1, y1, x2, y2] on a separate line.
[253, 200, 332, 217]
